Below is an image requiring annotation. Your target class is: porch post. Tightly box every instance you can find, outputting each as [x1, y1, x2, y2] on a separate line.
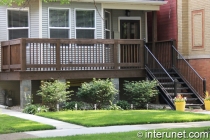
[112, 78, 119, 103]
[152, 11, 157, 54]
[20, 80, 32, 108]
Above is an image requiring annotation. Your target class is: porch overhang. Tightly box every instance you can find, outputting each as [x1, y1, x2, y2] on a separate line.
[73, 0, 167, 11]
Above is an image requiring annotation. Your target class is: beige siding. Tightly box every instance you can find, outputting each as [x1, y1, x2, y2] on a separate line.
[178, 0, 210, 58]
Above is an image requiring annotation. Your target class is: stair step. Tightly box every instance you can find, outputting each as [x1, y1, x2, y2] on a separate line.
[165, 87, 189, 90]
[161, 82, 185, 85]
[152, 71, 176, 75]
[168, 93, 194, 96]
[156, 77, 181, 80]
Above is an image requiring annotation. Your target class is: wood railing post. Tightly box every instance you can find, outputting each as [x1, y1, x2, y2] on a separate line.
[174, 79, 178, 97]
[114, 40, 118, 69]
[203, 78, 206, 95]
[1, 44, 3, 71]
[171, 39, 176, 68]
[20, 39, 26, 71]
[56, 39, 61, 70]
[8, 42, 11, 71]
[143, 39, 147, 66]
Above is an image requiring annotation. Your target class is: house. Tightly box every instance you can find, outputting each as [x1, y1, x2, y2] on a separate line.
[0, 0, 205, 109]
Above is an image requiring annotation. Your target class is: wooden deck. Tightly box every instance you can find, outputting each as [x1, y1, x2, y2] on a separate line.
[1, 38, 145, 80]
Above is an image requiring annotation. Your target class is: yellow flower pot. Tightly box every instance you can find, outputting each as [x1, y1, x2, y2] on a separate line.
[204, 100, 210, 111]
[175, 102, 186, 112]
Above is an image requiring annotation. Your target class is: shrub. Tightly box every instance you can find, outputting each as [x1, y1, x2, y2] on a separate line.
[23, 104, 38, 114]
[123, 80, 158, 109]
[37, 80, 72, 111]
[62, 101, 83, 110]
[77, 78, 118, 109]
[116, 100, 130, 110]
[23, 104, 49, 114]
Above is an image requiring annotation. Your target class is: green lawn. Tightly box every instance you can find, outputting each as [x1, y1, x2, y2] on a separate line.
[37, 110, 210, 127]
[24, 127, 210, 140]
[0, 114, 55, 134]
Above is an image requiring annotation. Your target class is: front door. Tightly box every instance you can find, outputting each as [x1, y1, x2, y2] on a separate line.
[120, 20, 140, 63]
[120, 20, 140, 39]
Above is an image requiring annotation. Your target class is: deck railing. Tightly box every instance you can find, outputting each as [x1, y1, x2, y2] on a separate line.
[1, 38, 144, 71]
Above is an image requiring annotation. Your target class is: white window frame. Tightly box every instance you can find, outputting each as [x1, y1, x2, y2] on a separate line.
[75, 9, 96, 39]
[7, 8, 30, 40]
[48, 7, 71, 38]
[105, 11, 111, 39]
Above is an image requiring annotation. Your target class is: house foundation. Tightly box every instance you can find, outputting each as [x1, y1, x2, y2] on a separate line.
[20, 80, 32, 108]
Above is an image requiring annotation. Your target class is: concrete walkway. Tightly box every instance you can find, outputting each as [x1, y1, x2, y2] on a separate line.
[0, 108, 210, 140]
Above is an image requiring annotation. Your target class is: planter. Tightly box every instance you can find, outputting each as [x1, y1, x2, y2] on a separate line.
[175, 102, 186, 111]
[204, 100, 210, 111]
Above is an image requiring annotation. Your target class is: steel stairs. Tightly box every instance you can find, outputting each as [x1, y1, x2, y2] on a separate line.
[144, 43, 205, 110]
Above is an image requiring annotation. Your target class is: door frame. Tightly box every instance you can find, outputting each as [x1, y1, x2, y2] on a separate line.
[118, 17, 141, 39]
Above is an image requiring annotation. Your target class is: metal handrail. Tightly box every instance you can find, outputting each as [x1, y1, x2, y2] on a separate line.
[145, 45, 175, 82]
[172, 45, 204, 80]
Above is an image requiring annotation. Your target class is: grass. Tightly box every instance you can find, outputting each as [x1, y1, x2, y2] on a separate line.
[0, 114, 55, 134]
[37, 110, 210, 127]
[24, 127, 210, 140]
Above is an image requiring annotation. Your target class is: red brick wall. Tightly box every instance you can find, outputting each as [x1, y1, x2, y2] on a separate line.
[189, 59, 210, 92]
[157, 0, 177, 41]
[147, 0, 177, 42]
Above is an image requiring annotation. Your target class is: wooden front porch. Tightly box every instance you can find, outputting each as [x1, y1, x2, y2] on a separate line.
[1, 38, 145, 80]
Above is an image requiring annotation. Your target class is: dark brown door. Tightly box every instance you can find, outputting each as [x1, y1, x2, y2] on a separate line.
[120, 20, 140, 39]
[120, 20, 140, 63]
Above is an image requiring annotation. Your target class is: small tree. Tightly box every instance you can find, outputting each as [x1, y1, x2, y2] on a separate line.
[123, 80, 158, 109]
[37, 80, 72, 111]
[77, 78, 118, 109]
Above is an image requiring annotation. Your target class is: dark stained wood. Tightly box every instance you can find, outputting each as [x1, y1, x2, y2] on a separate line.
[56, 40, 61, 70]
[20, 39, 26, 71]
[1, 38, 145, 75]
[152, 11, 157, 55]
[0, 69, 145, 80]
[114, 40, 118, 69]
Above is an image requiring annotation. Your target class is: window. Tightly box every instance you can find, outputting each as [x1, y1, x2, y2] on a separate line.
[105, 11, 111, 39]
[7, 8, 29, 40]
[49, 8, 70, 38]
[76, 10, 95, 39]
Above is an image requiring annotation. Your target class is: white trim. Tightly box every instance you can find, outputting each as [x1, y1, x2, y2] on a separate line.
[39, 0, 42, 38]
[6, 8, 30, 40]
[145, 11, 148, 42]
[118, 17, 141, 39]
[105, 10, 111, 39]
[48, 7, 71, 38]
[101, 4, 104, 39]
[71, 0, 167, 5]
[75, 8, 96, 39]
[103, 3, 160, 11]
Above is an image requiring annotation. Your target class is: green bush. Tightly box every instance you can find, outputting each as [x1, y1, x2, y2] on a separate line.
[37, 80, 72, 111]
[116, 100, 130, 110]
[23, 104, 38, 114]
[23, 104, 49, 114]
[77, 78, 118, 109]
[123, 80, 158, 109]
[62, 101, 84, 110]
